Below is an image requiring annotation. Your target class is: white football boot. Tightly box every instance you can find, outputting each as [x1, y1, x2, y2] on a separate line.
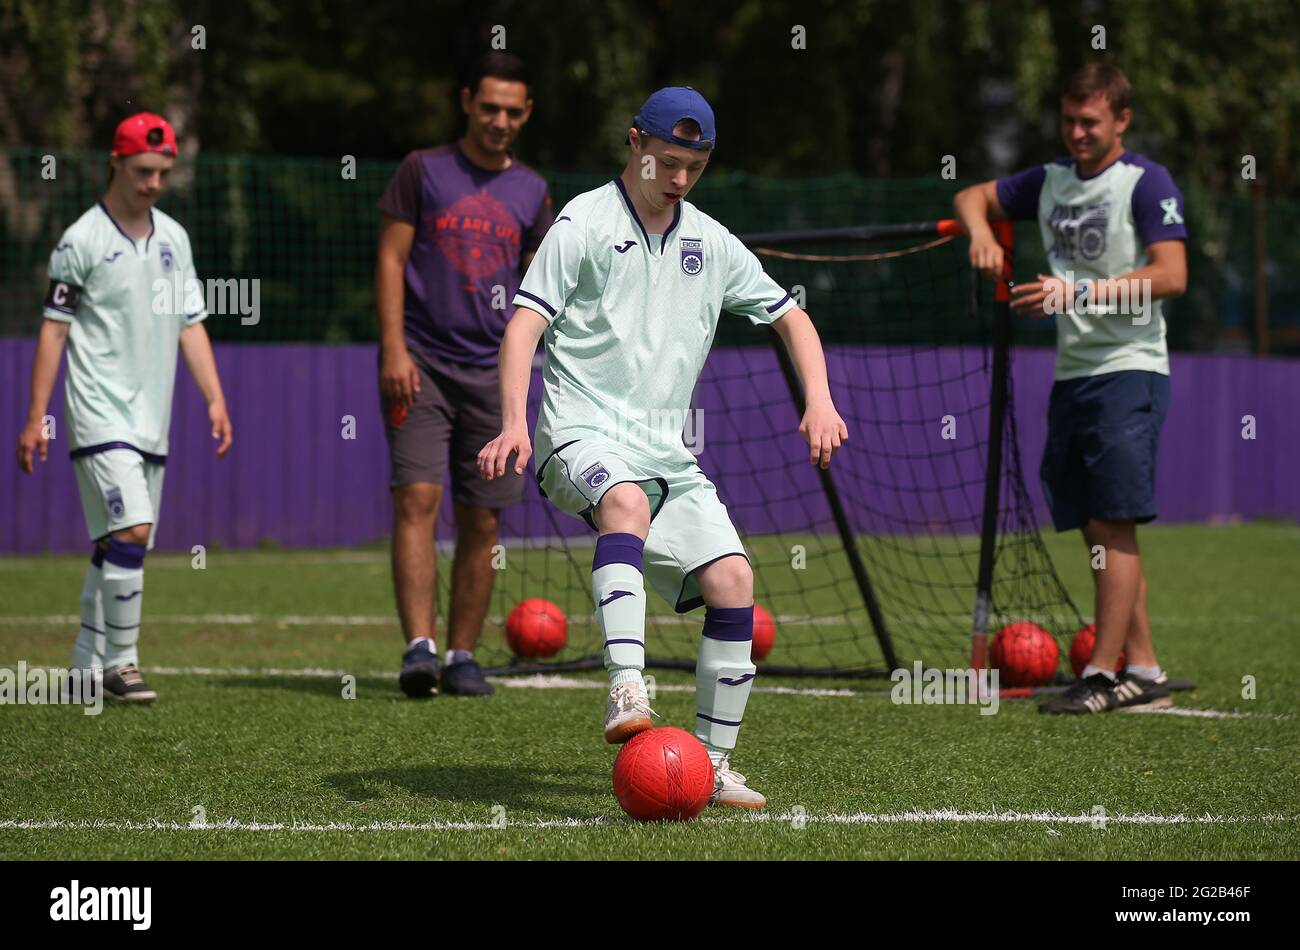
[603, 680, 656, 744]
[709, 756, 767, 809]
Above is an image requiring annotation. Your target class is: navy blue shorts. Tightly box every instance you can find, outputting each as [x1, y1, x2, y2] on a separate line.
[1040, 370, 1170, 532]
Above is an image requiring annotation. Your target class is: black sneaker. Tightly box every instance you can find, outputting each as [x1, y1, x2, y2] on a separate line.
[399, 641, 441, 698]
[1114, 671, 1173, 710]
[102, 664, 157, 704]
[440, 657, 495, 697]
[1038, 672, 1117, 715]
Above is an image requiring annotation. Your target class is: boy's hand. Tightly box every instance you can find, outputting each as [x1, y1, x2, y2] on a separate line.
[1010, 273, 1071, 319]
[478, 426, 532, 479]
[799, 399, 848, 469]
[968, 234, 1005, 281]
[209, 401, 233, 457]
[15, 418, 49, 474]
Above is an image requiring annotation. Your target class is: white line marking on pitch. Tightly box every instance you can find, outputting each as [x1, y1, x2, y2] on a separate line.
[2, 811, 1295, 834]
[135, 668, 861, 699]
[5, 666, 1285, 715]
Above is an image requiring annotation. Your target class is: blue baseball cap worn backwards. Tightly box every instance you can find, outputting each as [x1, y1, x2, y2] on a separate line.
[633, 86, 716, 150]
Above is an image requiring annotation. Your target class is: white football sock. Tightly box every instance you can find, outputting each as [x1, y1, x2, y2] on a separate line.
[100, 540, 146, 670]
[696, 606, 756, 765]
[593, 533, 646, 691]
[1126, 664, 1162, 681]
[71, 549, 106, 671]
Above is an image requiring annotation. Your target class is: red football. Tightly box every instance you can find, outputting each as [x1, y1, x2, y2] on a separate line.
[1068, 623, 1126, 677]
[505, 598, 567, 658]
[612, 727, 714, 822]
[751, 603, 777, 661]
[989, 621, 1059, 687]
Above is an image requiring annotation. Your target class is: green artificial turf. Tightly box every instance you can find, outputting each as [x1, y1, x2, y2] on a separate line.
[1, 522, 1297, 859]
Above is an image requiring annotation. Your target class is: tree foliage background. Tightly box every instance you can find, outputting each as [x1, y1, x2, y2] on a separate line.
[3, 0, 1296, 191]
[2, 0, 1298, 349]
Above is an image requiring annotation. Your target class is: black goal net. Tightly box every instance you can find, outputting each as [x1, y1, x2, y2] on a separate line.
[455, 220, 1084, 678]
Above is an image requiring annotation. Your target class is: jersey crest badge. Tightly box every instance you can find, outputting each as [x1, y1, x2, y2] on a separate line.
[159, 242, 174, 271]
[580, 462, 610, 489]
[680, 238, 703, 276]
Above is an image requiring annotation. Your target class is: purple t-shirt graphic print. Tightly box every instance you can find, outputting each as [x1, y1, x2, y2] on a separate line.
[379, 144, 553, 366]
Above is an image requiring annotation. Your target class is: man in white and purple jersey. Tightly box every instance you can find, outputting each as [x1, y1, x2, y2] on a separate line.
[956, 64, 1188, 715]
[375, 52, 554, 697]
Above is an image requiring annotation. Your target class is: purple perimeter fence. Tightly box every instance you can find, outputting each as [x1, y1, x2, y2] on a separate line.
[2, 340, 1296, 555]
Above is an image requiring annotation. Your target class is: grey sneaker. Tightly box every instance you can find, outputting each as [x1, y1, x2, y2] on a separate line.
[710, 756, 767, 809]
[102, 664, 156, 704]
[603, 681, 655, 744]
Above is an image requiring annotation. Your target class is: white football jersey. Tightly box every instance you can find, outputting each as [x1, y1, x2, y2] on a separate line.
[44, 203, 207, 458]
[997, 151, 1187, 380]
[516, 179, 795, 473]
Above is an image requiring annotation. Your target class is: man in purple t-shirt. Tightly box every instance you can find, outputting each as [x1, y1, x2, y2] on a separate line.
[375, 52, 553, 697]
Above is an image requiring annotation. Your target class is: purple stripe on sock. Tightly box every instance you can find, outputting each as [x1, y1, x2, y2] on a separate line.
[91, 546, 105, 568]
[719, 673, 755, 686]
[104, 620, 139, 631]
[702, 605, 753, 641]
[697, 712, 742, 726]
[104, 539, 146, 570]
[80, 623, 104, 636]
[604, 638, 645, 647]
[593, 533, 644, 572]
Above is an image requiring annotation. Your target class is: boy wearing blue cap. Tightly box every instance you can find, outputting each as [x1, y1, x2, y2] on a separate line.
[479, 87, 848, 808]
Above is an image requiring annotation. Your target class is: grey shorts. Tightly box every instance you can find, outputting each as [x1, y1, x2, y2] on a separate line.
[380, 347, 524, 508]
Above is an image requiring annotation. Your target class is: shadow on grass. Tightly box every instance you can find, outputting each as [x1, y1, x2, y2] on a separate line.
[324, 765, 600, 818]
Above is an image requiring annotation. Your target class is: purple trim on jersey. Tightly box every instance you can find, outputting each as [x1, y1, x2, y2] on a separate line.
[1125, 152, 1189, 247]
[97, 201, 151, 248]
[592, 532, 645, 571]
[697, 712, 743, 726]
[611, 177, 682, 253]
[104, 538, 147, 570]
[765, 292, 792, 314]
[379, 145, 554, 367]
[515, 289, 556, 317]
[702, 605, 754, 642]
[995, 166, 1047, 221]
[70, 441, 167, 465]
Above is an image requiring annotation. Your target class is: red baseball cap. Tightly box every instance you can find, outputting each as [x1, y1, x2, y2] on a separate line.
[112, 112, 177, 157]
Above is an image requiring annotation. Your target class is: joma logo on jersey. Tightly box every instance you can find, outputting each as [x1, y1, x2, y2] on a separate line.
[1047, 203, 1108, 261]
[680, 237, 704, 276]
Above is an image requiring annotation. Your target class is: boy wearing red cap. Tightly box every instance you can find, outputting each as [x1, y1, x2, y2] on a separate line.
[15, 112, 232, 703]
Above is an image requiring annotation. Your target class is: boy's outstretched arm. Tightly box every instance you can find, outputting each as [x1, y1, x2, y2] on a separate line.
[479, 306, 548, 479]
[771, 307, 848, 469]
